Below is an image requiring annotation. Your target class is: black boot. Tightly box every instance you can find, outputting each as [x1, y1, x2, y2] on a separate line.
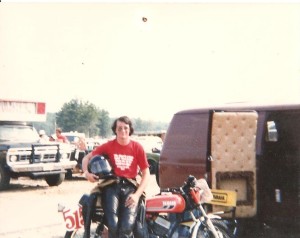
[80, 193, 98, 238]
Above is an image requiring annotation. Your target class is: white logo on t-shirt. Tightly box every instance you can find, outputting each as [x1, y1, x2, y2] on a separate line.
[114, 154, 134, 170]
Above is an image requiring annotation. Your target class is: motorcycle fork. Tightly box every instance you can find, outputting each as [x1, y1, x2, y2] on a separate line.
[198, 204, 222, 238]
[185, 205, 222, 238]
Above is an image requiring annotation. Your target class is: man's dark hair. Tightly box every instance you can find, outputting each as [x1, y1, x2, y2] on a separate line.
[111, 116, 134, 136]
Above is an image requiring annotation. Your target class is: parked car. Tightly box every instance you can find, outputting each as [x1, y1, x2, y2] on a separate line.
[146, 152, 160, 175]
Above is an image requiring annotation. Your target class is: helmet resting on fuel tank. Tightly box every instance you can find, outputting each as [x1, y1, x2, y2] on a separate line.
[88, 155, 113, 179]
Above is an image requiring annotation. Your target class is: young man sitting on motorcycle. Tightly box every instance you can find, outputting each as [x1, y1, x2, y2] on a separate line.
[81, 116, 150, 238]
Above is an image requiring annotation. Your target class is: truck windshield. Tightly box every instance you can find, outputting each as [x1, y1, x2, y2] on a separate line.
[0, 125, 39, 142]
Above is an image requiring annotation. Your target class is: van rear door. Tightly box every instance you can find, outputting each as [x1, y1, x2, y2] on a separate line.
[210, 111, 258, 218]
[159, 111, 210, 188]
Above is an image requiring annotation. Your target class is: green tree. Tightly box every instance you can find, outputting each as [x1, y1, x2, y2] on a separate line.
[132, 118, 168, 132]
[133, 118, 144, 131]
[97, 110, 111, 138]
[56, 99, 100, 137]
[51, 98, 169, 138]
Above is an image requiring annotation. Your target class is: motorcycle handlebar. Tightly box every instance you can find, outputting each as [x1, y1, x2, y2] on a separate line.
[160, 187, 181, 193]
[160, 175, 213, 204]
[160, 175, 198, 194]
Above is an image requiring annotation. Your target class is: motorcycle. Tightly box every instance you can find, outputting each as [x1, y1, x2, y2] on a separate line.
[58, 175, 237, 238]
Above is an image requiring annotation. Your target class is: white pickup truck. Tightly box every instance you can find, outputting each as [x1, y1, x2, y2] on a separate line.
[0, 99, 76, 190]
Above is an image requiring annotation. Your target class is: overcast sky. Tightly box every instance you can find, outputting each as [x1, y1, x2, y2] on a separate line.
[1, 2, 300, 122]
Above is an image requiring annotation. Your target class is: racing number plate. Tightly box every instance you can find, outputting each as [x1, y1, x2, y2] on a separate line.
[62, 206, 84, 231]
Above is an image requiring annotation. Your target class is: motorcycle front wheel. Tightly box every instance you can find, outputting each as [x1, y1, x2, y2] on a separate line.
[64, 230, 103, 238]
[197, 219, 234, 238]
[64, 230, 87, 238]
[64, 230, 78, 238]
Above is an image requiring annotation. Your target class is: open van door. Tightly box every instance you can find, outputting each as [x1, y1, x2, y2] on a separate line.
[210, 111, 258, 218]
[260, 111, 300, 226]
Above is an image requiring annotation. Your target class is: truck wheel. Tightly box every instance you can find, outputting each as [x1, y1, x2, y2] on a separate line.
[0, 165, 10, 190]
[45, 173, 65, 186]
[65, 169, 73, 180]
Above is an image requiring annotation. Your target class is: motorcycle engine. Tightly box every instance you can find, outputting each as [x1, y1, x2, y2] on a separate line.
[149, 215, 192, 238]
[149, 215, 170, 237]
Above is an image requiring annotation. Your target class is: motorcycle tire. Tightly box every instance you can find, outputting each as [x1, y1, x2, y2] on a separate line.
[64, 230, 102, 238]
[64, 230, 76, 238]
[196, 219, 234, 238]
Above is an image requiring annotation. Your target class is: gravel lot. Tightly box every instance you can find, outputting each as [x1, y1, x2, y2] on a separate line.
[0, 174, 160, 238]
[1, 175, 298, 238]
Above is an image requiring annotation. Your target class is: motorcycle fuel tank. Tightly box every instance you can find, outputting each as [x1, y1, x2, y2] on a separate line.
[146, 193, 186, 213]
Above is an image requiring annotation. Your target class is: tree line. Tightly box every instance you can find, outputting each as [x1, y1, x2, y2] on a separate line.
[33, 98, 169, 138]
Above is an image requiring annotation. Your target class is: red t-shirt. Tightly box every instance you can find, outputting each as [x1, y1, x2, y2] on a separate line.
[91, 139, 149, 178]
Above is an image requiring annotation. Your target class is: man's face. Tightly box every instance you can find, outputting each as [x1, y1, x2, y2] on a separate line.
[116, 121, 130, 140]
